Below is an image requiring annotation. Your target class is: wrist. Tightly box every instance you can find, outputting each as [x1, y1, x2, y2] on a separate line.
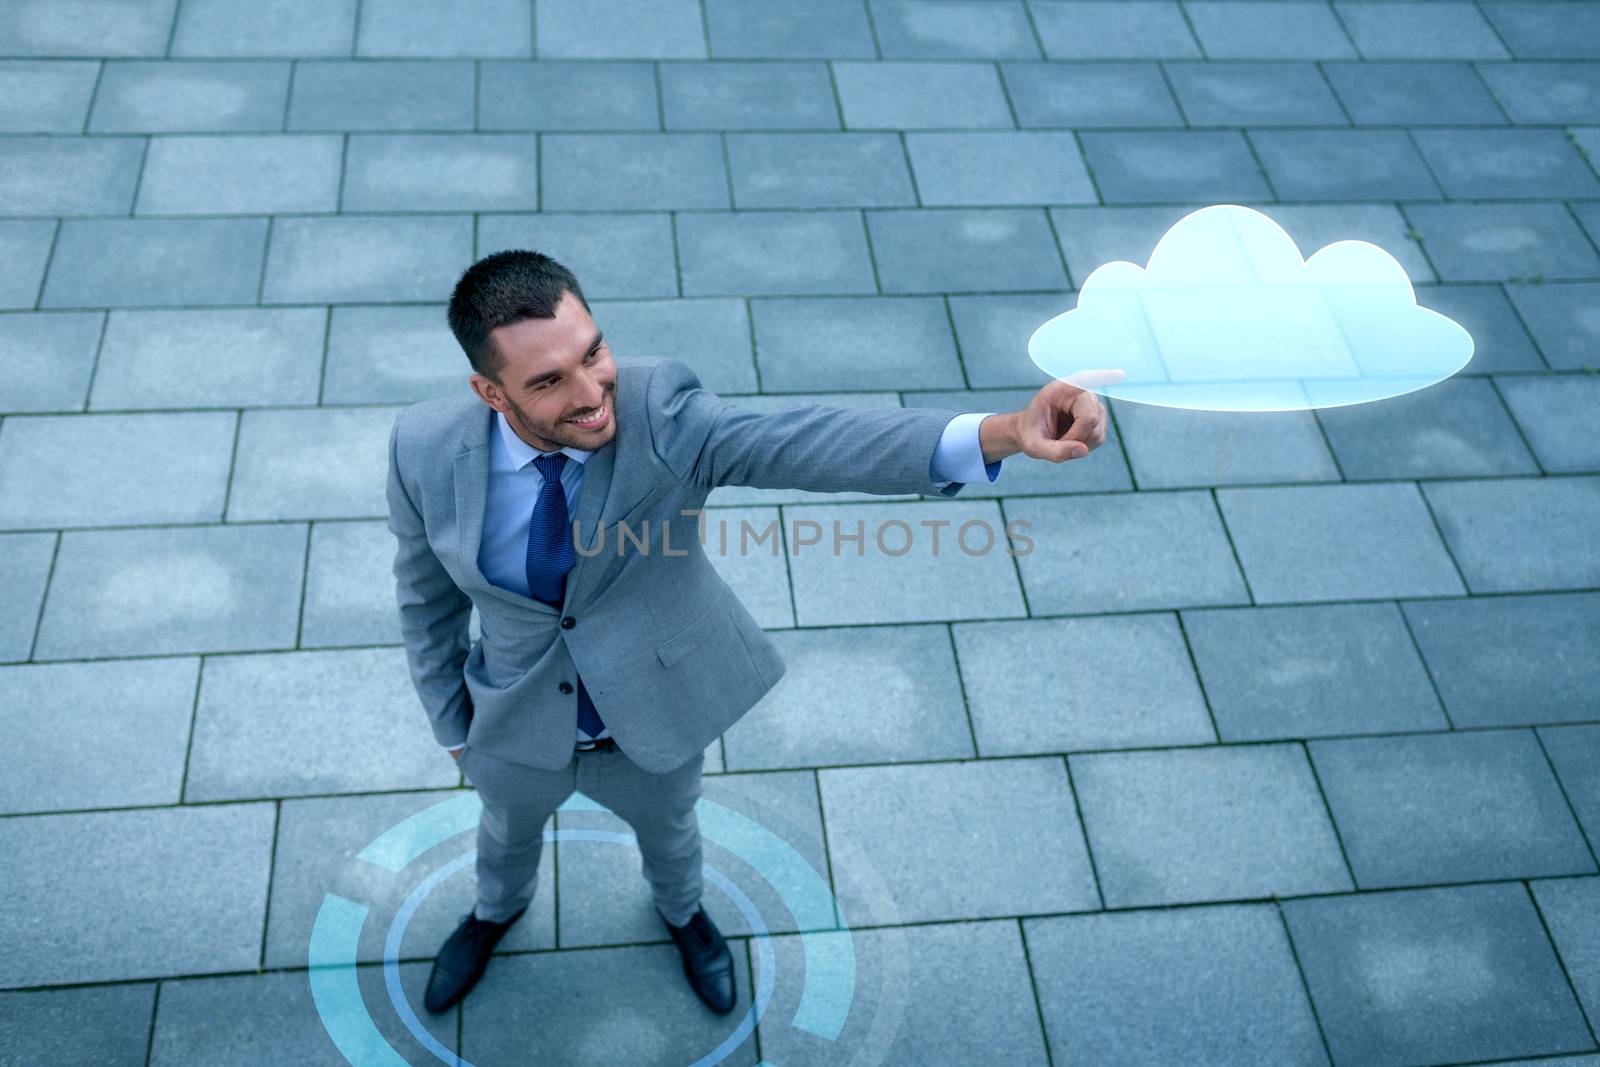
[979, 411, 1021, 465]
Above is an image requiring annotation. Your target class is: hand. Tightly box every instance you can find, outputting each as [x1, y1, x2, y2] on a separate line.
[450, 748, 464, 762]
[1009, 369, 1124, 463]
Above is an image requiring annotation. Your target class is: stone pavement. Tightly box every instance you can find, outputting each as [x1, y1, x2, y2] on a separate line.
[2, 0, 1599, 1064]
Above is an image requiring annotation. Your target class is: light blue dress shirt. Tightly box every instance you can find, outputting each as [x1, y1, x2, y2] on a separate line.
[455, 407, 1003, 752]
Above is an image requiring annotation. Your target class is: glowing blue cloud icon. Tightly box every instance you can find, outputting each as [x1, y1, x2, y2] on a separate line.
[1029, 204, 1475, 412]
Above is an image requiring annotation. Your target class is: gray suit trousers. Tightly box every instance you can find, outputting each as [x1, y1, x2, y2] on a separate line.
[458, 742, 706, 928]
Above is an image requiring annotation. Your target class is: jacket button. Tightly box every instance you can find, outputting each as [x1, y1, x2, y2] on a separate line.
[559, 681, 573, 694]
[560, 615, 576, 629]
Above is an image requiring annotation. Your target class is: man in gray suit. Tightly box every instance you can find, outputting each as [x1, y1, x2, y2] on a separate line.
[386, 249, 1110, 1017]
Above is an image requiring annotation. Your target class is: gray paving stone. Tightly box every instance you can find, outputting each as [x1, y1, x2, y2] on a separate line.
[1539, 726, 1600, 854]
[1184, 1, 1358, 60]
[228, 405, 400, 521]
[136, 133, 344, 215]
[1423, 475, 1600, 593]
[1413, 127, 1600, 199]
[1001, 61, 1184, 128]
[0, 411, 235, 529]
[261, 215, 470, 304]
[479, 60, 659, 130]
[946, 293, 1071, 388]
[701, 504, 793, 627]
[677, 210, 877, 296]
[0, 984, 155, 1067]
[0, 135, 145, 216]
[0, 532, 53, 662]
[342, 133, 539, 211]
[1239, 203, 1435, 282]
[478, 212, 678, 299]
[42, 217, 269, 308]
[1282, 883, 1596, 1066]
[1476, 61, 1600, 123]
[1046, 204, 1189, 286]
[0, 61, 100, 132]
[1072, 743, 1353, 906]
[0, 658, 197, 814]
[1418, 282, 1546, 374]
[953, 613, 1215, 754]
[172, 0, 356, 56]
[1336, 1, 1509, 60]
[1405, 593, 1600, 729]
[1316, 376, 1540, 480]
[867, 207, 1068, 293]
[1504, 281, 1600, 370]
[728, 132, 913, 210]
[1322, 59, 1511, 125]
[1005, 490, 1250, 614]
[1250, 129, 1442, 201]
[88, 60, 292, 133]
[906, 131, 1096, 206]
[591, 297, 755, 393]
[1218, 483, 1465, 603]
[322, 304, 469, 404]
[1311, 730, 1595, 888]
[1481, 2, 1600, 60]
[0, 0, 176, 57]
[1497, 373, 1600, 472]
[750, 295, 963, 392]
[358, 0, 531, 57]
[536, 0, 705, 59]
[541, 132, 728, 210]
[301, 519, 405, 647]
[287, 60, 475, 131]
[93, 307, 325, 410]
[1574, 201, 1600, 255]
[0, 219, 54, 309]
[784, 499, 1027, 625]
[1111, 400, 1339, 488]
[871, 0, 1040, 60]
[0, 803, 275, 986]
[722, 623, 973, 769]
[1025, 905, 1330, 1067]
[1529, 876, 1600, 1033]
[704, 0, 876, 59]
[34, 522, 307, 659]
[756, 921, 1052, 1064]
[818, 757, 1099, 922]
[1078, 130, 1276, 204]
[0, 311, 102, 412]
[1028, 1, 1201, 60]
[1164, 61, 1349, 126]
[833, 61, 1015, 129]
[661, 62, 839, 130]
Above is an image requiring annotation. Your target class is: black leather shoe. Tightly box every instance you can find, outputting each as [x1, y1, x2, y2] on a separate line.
[423, 906, 526, 1013]
[662, 905, 736, 1014]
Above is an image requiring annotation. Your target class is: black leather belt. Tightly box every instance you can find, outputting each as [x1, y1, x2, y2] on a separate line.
[575, 736, 616, 752]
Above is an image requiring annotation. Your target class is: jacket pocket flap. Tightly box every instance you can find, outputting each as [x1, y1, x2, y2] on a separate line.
[655, 608, 723, 667]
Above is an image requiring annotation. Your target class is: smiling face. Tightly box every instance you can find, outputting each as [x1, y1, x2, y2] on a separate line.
[468, 289, 617, 453]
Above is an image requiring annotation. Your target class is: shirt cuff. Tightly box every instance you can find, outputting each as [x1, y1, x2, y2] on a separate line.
[928, 412, 1002, 491]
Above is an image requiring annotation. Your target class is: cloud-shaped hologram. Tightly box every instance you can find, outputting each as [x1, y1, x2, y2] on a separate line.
[1029, 204, 1475, 412]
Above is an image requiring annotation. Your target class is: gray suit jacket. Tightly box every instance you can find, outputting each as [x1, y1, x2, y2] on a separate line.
[386, 356, 967, 774]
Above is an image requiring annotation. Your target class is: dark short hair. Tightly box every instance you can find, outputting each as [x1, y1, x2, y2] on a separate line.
[446, 249, 591, 382]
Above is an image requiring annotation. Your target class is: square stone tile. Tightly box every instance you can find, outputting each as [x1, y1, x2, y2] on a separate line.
[1112, 400, 1339, 488]
[784, 499, 1027, 625]
[1184, 602, 1448, 742]
[1417, 282, 1545, 373]
[1282, 883, 1595, 1066]
[478, 211, 678, 299]
[0, 135, 145, 216]
[661, 62, 839, 130]
[478, 60, 659, 130]
[1477, 61, 1600, 123]
[0, 0, 176, 57]
[1025, 905, 1329, 1067]
[947, 292, 1074, 388]
[88, 60, 292, 133]
[1538, 726, 1600, 856]
[1405, 593, 1600, 729]
[722, 623, 974, 769]
[261, 215, 471, 304]
[1164, 61, 1348, 126]
[750, 295, 963, 392]
[0, 60, 100, 132]
[953, 613, 1215, 755]
[342, 133, 539, 211]
[1078, 130, 1276, 203]
[301, 519, 405, 647]
[1323, 59, 1510, 124]
[288, 60, 475, 131]
[0, 985, 155, 1066]
[541, 132, 727, 210]
[1338, 2, 1507, 59]
[833, 61, 1014, 129]
[92, 307, 326, 410]
[1405, 202, 1600, 282]
[1413, 127, 1600, 199]
[1312, 729, 1595, 888]
[1482, 3, 1600, 60]
[0, 411, 235, 529]
[358, 0, 531, 57]
[677, 210, 877, 296]
[906, 131, 1096, 206]
[1071, 744, 1353, 907]
[537, 0, 705, 59]
[1260, 203, 1435, 282]
[1529, 876, 1600, 1031]
[871, 0, 1040, 60]
[867, 207, 1068, 293]
[228, 405, 401, 521]
[1184, 1, 1358, 59]
[1029, 1, 1201, 60]
[0, 658, 197, 814]
[590, 298, 755, 393]
[1317, 376, 1539, 479]
[1423, 475, 1600, 593]
[1218, 483, 1466, 603]
[704, 0, 876, 59]
[0, 532, 53, 662]
[0, 311, 102, 412]
[701, 504, 792, 627]
[1251, 129, 1442, 200]
[136, 133, 343, 215]
[1504, 282, 1600, 371]
[818, 757, 1100, 923]
[42, 217, 269, 308]
[34, 522, 307, 659]
[0, 219, 54, 309]
[1498, 373, 1600, 473]
[173, 0, 356, 56]
[1005, 490, 1250, 614]
[0, 803, 275, 986]
[1001, 61, 1184, 128]
[323, 304, 473, 404]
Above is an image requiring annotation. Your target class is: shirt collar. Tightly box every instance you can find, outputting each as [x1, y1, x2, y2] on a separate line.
[494, 409, 593, 471]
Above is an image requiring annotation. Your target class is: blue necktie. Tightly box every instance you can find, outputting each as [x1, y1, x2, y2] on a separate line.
[526, 453, 606, 740]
